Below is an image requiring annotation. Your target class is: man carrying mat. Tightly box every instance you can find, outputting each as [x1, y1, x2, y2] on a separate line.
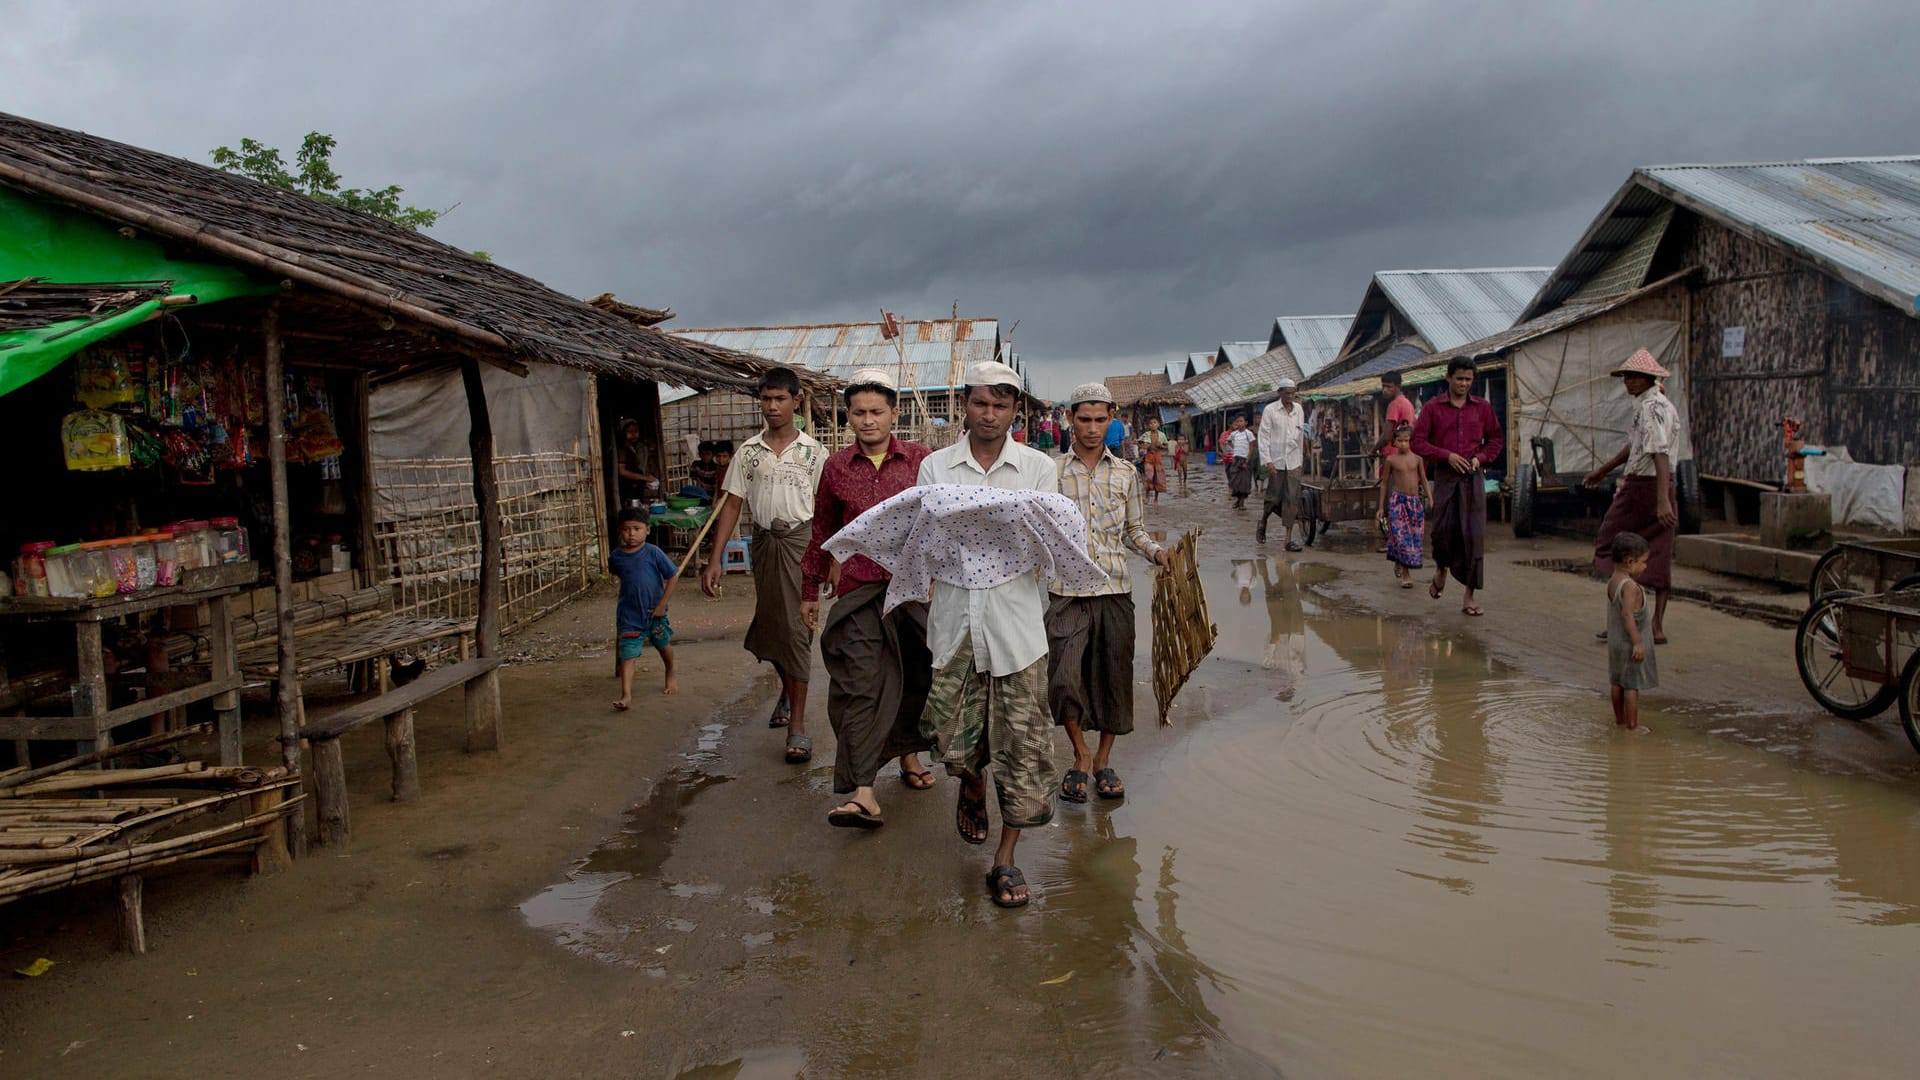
[800, 367, 935, 829]
[702, 367, 827, 762]
[1050, 382, 1168, 804]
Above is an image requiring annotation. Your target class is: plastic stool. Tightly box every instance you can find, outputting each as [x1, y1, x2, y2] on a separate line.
[722, 538, 752, 574]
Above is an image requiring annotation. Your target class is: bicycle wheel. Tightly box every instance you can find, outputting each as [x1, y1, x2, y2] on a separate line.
[1794, 590, 1896, 719]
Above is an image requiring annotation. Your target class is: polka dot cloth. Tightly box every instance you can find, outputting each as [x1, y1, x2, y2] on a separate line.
[823, 483, 1110, 614]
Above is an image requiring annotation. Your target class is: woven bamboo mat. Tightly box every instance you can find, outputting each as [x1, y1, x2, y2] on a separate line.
[1151, 530, 1217, 726]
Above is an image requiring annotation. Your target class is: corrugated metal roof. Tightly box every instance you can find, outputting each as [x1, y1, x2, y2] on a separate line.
[1165, 359, 1190, 384]
[1219, 341, 1267, 367]
[1372, 268, 1551, 351]
[1331, 342, 1432, 385]
[1270, 315, 1354, 376]
[1187, 347, 1305, 410]
[1525, 156, 1920, 320]
[674, 319, 1001, 392]
[1188, 350, 1217, 372]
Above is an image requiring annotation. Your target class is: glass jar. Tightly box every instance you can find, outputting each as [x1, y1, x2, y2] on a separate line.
[14, 541, 54, 597]
[146, 528, 180, 587]
[45, 543, 83, 598]
[210, 517, 250, 564]
[79, 541, 118, 598]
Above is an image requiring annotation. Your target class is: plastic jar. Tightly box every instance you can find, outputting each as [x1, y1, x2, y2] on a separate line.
[14, 541, 54, 597]
[210, 517, 250, 564]
[173, 520, 214, 571]
[78, 541, 117, 598]
[45, 543, 83, 598]
[107, 538, 141, 594]
[146, 528, 180, 587]
[130, 536, 157, 590]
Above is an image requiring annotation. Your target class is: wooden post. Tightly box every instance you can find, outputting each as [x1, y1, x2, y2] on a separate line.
[311, 738, 349, 846]
[461, 358, 504, 752]
[208, 595, 242, 766]
[249, 786, 292, 875]
[385, 708, 420, 801]
[350, 371, 382, 589]
[118, 875, 146, 954]
[73, 621, 108, 755]
[264, 301, 307, 857]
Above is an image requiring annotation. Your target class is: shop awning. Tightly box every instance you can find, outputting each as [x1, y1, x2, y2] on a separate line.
[0, 188, 278, 399]
[1302, 363, 1450, 401]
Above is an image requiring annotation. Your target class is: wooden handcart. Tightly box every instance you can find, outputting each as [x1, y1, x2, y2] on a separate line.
[1806, 537, 1920, 601]
[1795, 580, 1920, 753]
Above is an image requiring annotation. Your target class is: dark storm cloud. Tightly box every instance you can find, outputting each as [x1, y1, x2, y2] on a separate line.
[8, 2, 1918, 392]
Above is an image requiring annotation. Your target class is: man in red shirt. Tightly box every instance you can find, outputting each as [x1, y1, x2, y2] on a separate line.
[800, 368, 935, 829]
[1411, 358, 1504, 616]
[1372, 370, 1418, 552]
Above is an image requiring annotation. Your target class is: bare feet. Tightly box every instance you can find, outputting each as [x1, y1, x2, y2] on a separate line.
[612, 699, 630, 712]
[662, 676, 679, 695]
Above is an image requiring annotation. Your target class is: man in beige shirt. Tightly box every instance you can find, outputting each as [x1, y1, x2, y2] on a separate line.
[702, 367, 827, 762]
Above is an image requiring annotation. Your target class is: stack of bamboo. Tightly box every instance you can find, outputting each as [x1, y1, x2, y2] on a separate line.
[1151, 529, 1217, 726]
[0, 724, 301, 951]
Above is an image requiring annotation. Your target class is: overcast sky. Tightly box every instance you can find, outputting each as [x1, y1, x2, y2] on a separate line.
[7, 1, 1918, 395]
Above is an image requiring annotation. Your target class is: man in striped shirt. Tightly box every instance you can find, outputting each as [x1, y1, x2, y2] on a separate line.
[1050, 382, 1169, 804]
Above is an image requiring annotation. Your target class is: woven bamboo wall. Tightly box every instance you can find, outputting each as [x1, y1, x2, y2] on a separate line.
[371, 452, 596, 633]
[1677, 215, 1920, 481]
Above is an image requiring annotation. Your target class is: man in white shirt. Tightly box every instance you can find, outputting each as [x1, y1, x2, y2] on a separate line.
[701, 367, 827, 763]
[1584, 348, 1686, 644]
[916, 360, 1058, 909]
[1256, 377, 1310, 550]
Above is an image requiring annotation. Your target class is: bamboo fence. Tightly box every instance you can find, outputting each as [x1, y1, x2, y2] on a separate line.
[372, 451, 597, 633]
[1151, 530, 1217, 726]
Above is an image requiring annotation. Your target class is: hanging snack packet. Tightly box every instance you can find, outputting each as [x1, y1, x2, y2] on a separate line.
[63, 409, 132, 471]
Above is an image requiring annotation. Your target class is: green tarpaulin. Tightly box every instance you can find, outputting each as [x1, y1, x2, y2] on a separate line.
[0, 187, 276, 398]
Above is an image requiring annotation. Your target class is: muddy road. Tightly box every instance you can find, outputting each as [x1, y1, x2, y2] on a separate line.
[4, 469, 1918, 1078]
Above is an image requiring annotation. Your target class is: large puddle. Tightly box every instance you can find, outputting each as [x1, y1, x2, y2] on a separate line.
[522, 531, 1920, 1076]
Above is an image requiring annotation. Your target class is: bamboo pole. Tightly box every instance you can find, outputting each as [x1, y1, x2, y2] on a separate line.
[0, 724, 211, 791]
[264, 302, 307, 859]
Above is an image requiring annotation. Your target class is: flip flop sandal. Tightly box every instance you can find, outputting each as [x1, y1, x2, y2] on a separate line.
[768, 698, 791, 728]
[900, 767, 937, 790]
[986, 864, 1030, 909]
[956, 788, 990, 846]
[784, 734, 812, 763]
[1285, 542, 1303, 552]
[1461, 606, 1485, 617]
[827, 802, 884, 829]
[1653, 635, 1668, 645]
[1428, 580, 1444, 600]
[1094, 768, 1125, 800]
[1060, 769, 1090, 803]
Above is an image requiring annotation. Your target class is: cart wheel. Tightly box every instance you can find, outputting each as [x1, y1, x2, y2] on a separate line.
[1898, 650, 1920, 756]
[1807, 546, 1849, 602]
[1511, 463, 1537, 539]
[1795, 590, 1897, 720]
[1301, 488, 1321, 547]
[1676, 459, 1703, 535]
[1891, 574, 1920, 594]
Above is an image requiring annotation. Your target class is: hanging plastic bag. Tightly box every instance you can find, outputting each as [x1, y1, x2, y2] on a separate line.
[74, 346, 136, 408]
[62, 409, 132, 471]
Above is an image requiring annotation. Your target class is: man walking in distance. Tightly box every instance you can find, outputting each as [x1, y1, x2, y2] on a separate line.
[1051, 383, 1168, 805]
[702, 367, 827, 762]
[1584, 348, 1685, 645]
[918, 360, 1058, 909]
[1256, 377, 1310, 550]
[799, 368, 936, 829]
[1372, 370, 1417, 553]
[1411, 358, 1503, 617]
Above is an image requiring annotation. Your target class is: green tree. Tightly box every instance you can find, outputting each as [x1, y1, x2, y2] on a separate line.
[211, 132, 440, 231]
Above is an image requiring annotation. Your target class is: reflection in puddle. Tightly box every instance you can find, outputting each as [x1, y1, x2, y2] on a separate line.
[674, 1046, 807, 1079]
[519, 767, 730, 961]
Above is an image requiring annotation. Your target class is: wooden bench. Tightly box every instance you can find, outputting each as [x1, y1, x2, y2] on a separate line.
[299, 656, 501, 847]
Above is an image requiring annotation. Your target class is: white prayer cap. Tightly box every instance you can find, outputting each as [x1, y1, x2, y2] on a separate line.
[1067, 381, 1114, 407]
[845, 367, 897, 391]
[1277, 376, 1298, 390]
[965, 360, 1023, 392]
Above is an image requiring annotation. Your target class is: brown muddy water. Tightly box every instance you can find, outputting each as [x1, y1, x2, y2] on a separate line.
[525, 549, 1920, 1077]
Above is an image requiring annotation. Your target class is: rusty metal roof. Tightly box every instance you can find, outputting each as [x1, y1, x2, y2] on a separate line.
[674, 318, 1003, 393]
[1525, 156, 1920, 319]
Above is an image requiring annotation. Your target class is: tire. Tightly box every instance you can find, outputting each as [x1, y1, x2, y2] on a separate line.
[1794, 590, 1897, 720]
[1300, 488, 1322, 547]
[1891, 574, 1920, 594]
[1676, 459, 1703, 535]
[1807, 546, 1849, 602]
[1898, 650, 1920, 756]
[1511, 463, 1537, 538]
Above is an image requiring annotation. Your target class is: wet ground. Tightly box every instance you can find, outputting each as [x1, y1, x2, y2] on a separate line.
[6, 465, 1918, 1078]
[511, 469, 1920, 1077]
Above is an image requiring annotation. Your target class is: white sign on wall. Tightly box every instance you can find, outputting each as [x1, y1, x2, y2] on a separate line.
[1721, 325, 1746, 358]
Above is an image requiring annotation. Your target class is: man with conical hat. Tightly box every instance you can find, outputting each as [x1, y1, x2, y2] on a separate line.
[1584, 348, 1686, 645]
